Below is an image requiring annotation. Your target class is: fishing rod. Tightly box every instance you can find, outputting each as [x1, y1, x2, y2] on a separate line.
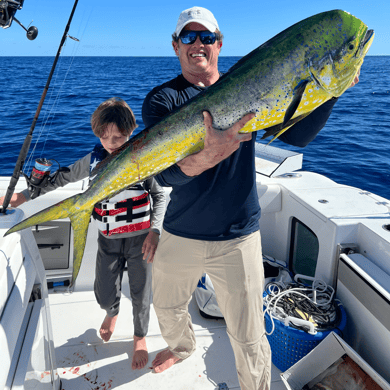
[1, 0, 79, 214]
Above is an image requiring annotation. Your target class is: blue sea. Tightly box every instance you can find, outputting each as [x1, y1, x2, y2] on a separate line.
[0, 56, 389, 200]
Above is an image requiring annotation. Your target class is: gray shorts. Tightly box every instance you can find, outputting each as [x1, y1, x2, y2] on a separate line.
[94, 232, 151, 337]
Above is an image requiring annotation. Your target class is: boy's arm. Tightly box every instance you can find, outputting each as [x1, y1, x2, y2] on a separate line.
[0, 192, 27, 208]
[21, 153, 92, 202]
[146, 177, 166, 235]
[142, 177, 166, 263]
[142, 231, 159, 263]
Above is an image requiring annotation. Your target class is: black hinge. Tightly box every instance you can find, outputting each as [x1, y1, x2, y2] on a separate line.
[37, 243, 63, 250]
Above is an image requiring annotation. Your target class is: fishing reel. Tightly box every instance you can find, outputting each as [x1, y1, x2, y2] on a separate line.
[23, 158, 70, 199]
[0, 0, 38, 40]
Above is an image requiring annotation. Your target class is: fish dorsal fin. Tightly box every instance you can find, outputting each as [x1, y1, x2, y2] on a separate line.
[90, 139, 133, 177]
[283, 80, 309, 126]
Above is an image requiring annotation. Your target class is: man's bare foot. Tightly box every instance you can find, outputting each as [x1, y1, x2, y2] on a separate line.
[132, 335, 148, 369]
[152, 349, 181, 373]
[99, 314, 118, 342]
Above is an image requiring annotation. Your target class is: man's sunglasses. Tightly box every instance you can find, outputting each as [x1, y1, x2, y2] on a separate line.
[179, 31, 220, 45]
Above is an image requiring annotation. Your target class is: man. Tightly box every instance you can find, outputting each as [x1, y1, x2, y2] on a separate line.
[142, 6, 359, 389]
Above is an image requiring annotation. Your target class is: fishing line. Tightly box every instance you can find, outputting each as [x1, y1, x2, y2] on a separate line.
[25, 58, 65, 172]
[37, 5, 92, 156]
[1, 0, 83, 213]
[24, 54, 73, 173]
[24, 5, 92, 174]
[38, 55, 77, 155]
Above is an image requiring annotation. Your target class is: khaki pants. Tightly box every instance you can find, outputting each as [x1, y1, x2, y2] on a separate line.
[152, 229, 271, 390]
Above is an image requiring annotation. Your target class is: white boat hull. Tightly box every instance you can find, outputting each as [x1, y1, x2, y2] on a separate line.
[1, 145, 389, 389]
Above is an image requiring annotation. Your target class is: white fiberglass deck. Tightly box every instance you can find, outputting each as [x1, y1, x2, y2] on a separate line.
[49, 273, 285, 390]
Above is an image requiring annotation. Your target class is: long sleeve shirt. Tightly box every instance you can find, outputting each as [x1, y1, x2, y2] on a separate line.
[22, 143, 166, 238]
[142, 74, 337, 241]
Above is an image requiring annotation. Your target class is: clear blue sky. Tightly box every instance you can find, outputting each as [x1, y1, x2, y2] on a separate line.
[1, 0, 388, 56]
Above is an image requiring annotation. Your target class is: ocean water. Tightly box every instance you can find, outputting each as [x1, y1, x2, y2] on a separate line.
[0, 56, 389, 200]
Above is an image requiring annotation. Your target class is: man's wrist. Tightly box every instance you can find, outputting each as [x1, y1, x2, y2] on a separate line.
[177, 152, 210, 177]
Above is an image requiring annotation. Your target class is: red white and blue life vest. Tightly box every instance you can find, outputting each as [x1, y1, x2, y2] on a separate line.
[90, 144, 151, 237]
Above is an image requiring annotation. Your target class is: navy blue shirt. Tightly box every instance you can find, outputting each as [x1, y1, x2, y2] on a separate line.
[142, 74, 337, 241]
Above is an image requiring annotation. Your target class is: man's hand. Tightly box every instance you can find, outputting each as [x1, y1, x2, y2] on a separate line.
[177, 111, 255, 177]
[142, 231, 160, 263]
[0, 192, 27, 208]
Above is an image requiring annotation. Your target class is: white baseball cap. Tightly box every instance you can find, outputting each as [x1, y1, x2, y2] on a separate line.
[174, 6, 219, 37]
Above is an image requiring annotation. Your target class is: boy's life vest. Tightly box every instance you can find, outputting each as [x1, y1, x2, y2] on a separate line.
[89, 144, 151, 237]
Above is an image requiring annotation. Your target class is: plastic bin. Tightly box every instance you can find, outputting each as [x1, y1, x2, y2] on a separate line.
[264, 302, 347, 372]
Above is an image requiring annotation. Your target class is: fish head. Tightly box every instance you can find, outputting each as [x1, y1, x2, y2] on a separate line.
[308, 10, 374, 97]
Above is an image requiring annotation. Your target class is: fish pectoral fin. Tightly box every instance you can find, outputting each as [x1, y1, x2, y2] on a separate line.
[264, 110, 312, 145]
[261, 122, 285, 140]
[259, 81, 309, 142]
[261, 112, 310, 140]
[267, 124, 294, 145]
[69, 207, 94, 286]
[283, 80, 309, 126]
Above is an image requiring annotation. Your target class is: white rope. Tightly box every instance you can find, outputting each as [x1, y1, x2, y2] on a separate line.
[264, 279, 335, 336]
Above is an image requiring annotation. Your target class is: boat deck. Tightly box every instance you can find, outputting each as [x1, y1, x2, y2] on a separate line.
[49, 272, 286, 390]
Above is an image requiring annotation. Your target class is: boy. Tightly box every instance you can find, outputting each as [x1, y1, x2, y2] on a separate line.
[1, 97, 166, 370]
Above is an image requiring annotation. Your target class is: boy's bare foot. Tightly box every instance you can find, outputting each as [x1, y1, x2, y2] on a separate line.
[132, 335, 148, 369]
[99, 314, 118, 342]
[152, 349, 181, 373]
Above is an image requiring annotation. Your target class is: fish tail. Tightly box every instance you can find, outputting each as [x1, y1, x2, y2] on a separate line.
[4, 193, 94, 286]
[69, 208, 93, 286]
[4, 195, 81, 236]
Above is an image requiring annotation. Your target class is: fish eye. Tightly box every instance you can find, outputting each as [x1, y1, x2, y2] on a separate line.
[349, 44, 354, 50]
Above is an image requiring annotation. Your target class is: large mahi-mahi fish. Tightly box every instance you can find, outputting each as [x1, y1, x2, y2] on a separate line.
[5, 10, 374, 285]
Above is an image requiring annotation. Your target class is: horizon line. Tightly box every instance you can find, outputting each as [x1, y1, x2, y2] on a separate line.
[1, 54, 389, 57]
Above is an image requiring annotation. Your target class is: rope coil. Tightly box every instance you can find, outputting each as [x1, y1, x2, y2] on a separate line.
[264, 276, 342, 335]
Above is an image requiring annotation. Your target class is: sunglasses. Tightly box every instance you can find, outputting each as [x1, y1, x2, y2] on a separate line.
[179, 31, 219, 45]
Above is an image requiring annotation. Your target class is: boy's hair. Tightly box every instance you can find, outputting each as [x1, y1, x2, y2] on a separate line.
[91, 97, 138, 138]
